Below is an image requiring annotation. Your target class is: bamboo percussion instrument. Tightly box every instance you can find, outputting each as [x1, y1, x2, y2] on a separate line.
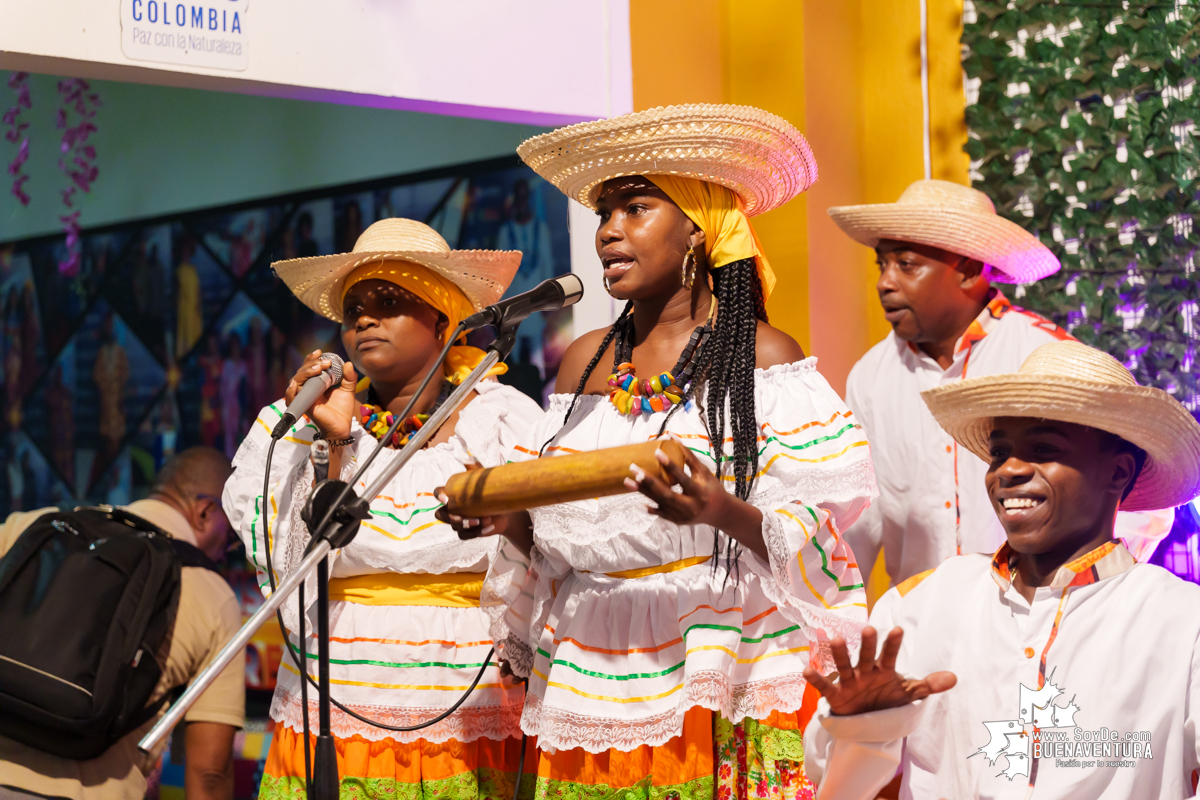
[441, 439, 688, 517]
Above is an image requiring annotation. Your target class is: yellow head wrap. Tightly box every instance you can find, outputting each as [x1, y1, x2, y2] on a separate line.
[646, 176, 776, 300]
[341, 260, 507, 385]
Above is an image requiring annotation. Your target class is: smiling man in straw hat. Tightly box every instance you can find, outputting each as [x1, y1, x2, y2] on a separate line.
[799, 340, 1200, 800]
[830, 179, 1172, 589]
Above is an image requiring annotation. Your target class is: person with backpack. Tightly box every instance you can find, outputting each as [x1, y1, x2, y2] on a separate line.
[0, 447, 245, 800]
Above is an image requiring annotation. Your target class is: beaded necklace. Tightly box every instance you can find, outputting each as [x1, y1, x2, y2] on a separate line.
[607, 313, 713, 416]
[358, 380, 453, 448]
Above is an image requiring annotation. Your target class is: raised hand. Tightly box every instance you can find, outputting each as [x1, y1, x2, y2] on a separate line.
[286, 350, 358, 440]
[802, 626, 957, 717]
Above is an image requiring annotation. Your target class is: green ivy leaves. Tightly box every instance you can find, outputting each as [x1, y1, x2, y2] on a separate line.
[965, 2, 1200, 407]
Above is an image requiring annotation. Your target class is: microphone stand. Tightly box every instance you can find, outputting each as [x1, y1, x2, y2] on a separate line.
[139, 324, 522, 796]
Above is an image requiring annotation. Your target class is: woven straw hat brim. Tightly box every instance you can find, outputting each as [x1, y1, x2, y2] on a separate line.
[923, 375, 1200, 511]
[272, 249, 521, 324]
[827, 204, 1060, 284]
[517, 104, 817, 217]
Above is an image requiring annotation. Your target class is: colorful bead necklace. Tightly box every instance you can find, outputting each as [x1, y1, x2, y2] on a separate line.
[358, 381, 453, 448]
[607, 315, 712, 416]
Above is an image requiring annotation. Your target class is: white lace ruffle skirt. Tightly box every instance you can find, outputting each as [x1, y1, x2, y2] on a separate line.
[520, 564, 827, 754]
[272, 600, 524, 744]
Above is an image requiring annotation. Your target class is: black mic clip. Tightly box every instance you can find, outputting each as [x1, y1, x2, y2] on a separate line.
[488, 318, 521, 363]
[301, 480, 371, 554]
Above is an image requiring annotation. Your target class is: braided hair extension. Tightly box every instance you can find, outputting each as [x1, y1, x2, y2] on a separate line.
[654, 257, 766, 579]
[538, 300, 634, 456]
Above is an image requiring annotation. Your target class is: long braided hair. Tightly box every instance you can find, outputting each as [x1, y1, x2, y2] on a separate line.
[540, 257, 768, 575]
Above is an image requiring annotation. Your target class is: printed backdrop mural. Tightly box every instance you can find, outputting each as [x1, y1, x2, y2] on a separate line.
[0, 154, 572, 517]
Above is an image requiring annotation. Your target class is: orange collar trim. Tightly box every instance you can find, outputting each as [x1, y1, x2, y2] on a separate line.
[954, 288, 1012, 355]
[989, 539, 1135, 592]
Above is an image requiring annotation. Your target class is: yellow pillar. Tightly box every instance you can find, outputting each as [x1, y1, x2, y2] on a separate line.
[802, 0, 967, 395]
[802, 0, 872, 396]
[629, 0, 968, 601]
[629, 0, 811, 354]
[628, 0, 725, 108]
[722, 0, 810, 354]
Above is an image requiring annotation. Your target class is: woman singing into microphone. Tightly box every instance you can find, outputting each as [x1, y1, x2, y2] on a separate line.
[224, 219, 542, 800]
[446, 106, 874, 799]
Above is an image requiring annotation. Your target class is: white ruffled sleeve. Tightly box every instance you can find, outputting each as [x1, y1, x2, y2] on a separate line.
[457, 383, 558, 676]
[448, 381, 544, 469]
[223, 401, 365, 631]
[482, 544, 571, 679]
[738, 360, 877, 652]
[479, 402, 574, 678]
[803, 585, 920, 799]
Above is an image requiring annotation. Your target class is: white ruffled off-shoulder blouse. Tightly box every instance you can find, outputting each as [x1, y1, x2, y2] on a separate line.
[224, 380, 542, 743]
[483, 358, 876, 754]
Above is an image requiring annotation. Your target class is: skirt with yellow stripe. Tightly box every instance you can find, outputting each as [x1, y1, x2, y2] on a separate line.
[509, 557, 827, 800]
[260, 571, 526, 799]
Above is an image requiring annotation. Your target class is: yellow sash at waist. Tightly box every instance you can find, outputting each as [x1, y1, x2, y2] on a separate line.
[594, 555, 712, 580]
[327, 572, 485, 607]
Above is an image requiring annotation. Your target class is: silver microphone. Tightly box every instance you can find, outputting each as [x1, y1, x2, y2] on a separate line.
[271, 353, 345, 439]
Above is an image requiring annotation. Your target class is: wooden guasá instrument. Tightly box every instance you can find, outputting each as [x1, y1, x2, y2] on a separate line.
[441, 439, 687, 517]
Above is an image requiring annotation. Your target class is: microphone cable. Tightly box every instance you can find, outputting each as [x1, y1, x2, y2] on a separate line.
[259, 444, 498, 788]
[261, 438, 497, 733]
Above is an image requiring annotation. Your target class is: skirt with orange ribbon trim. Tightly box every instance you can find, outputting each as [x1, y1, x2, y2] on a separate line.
[256, 571, 527, 800]
[260, 723, 527, 800]
[527, 694, 820, 800]
[259, 695, 819, 800]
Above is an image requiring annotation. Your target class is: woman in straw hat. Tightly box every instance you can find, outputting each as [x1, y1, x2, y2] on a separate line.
[803, 340, 1200, 799]
[224, 218, 542, 799]
[444, 105, 874, 799]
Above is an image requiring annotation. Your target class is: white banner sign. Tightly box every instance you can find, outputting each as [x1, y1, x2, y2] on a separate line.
[120, 0, 249, 71]
[2, 1, 631, 124]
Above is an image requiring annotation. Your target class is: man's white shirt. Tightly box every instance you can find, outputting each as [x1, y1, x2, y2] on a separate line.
[844, 290, 1170, 584]
[804, 541, 1200, 799]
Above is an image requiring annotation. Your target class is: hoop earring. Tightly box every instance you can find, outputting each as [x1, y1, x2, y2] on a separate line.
[603, 276, 615, 296]
[682, 246, 697, 290]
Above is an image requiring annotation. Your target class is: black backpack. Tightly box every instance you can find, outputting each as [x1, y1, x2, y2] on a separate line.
[0, 505, 219, 760]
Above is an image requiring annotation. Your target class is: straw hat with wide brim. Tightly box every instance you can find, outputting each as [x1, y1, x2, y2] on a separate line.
[272, 218, 521, 324]
[517, 103, 817, 217]
[922, 341, 1200, 512]
[828, 179, 1060, 284]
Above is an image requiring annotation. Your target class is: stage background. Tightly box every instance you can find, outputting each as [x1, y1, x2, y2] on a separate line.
[0, 154, 571, 517]
[0, 153, 572, 797]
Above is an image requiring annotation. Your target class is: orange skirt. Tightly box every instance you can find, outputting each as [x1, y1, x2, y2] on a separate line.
[260, 723, 526, 800]
[261, 689, 819, 800]
[531, 687, 820, 800]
